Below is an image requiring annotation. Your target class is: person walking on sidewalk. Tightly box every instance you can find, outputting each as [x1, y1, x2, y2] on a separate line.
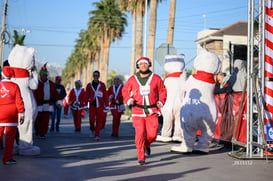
[34, 64, 62, 138]
[85, 70, 108, 141]
[50, 76, 66, 132]
[0, 66, 25, 165]
[122, 57, 167, 165]
[108, 76, 125, 138]
[68, 80, 87, 132]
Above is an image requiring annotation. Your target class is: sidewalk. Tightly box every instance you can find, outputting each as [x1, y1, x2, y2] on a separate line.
[0, 113, 273, 181]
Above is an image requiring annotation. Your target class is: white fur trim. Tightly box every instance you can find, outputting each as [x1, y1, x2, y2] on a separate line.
[137, 59, 149, 65]
[127, 98, 134, 105]
[56, 100, 63, 107]
[0, 123, 18, 126]
[157, 101, 163, 108]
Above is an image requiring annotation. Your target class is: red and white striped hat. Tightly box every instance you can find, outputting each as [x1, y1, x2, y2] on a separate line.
[136, 57, 150, 65]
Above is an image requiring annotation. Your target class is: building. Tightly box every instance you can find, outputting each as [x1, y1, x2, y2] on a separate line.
[195, 21, 248, 73]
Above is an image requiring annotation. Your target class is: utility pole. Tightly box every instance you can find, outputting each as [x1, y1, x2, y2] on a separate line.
[0, 0, 8, 66]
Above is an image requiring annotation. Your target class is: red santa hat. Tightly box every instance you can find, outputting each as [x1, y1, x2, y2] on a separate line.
[136, 57, 150, 65]
[56, 76, 62, 81]
[40, 63, 48, 75]
[1, 66, 15, 79]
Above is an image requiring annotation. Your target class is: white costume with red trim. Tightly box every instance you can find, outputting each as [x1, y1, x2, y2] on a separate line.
[157, 55, 187, 143]
[171, 49, 221, 153]
[8, 45, 40, 155]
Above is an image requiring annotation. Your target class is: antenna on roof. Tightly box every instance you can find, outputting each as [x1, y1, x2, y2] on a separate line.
[202, 14, 206, 30]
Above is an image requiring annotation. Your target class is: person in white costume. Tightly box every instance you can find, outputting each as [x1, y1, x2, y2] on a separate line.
[171, 49, 221, 153]
[8, 45, 40, 155]
[156, 54, 187, 142]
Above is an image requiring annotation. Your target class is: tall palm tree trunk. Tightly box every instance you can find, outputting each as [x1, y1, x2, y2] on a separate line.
[167, 0, 176, 45]
[102, 40, 110, 84]
[147, 0, 158, 72]
[82, 65, 87, 86]
[136, 5, 143, 60]
[130, 11, 137, 76]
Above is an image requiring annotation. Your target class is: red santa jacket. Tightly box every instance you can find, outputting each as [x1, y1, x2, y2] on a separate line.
[34, 79, 61, 112]
[108, 84, 125, 112]
[0, 79, 24, 126]
[122, 73, 167, 117]
[68, 87, 87, 110]
[85, 81, 108, 108]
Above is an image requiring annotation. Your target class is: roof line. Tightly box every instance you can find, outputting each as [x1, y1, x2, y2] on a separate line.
[195, 20, 248, 42]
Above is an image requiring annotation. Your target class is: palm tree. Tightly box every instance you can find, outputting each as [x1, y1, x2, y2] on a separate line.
[135, 1, 146, 61]
[12, 30, 26, 46]
[118, 0, 148, 75]
[88, 0, 127, 83]
[167, 0, 176, 45]
[147, 0, 163, 72]
[118, 0, 138, 75]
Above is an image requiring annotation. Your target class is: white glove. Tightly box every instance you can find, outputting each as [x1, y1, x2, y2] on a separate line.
[18, 112, 25, 125]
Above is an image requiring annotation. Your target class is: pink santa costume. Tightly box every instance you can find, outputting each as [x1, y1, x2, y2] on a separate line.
[156, 54, 187, 143]
[0, 66, 25, 164]
[171, 49, 221, 153]
[8, 45, 40, 155]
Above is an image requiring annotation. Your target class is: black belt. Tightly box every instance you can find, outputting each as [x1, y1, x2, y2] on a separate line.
[134, 104, 156, 109]
[112, 102, 123, 105]
[38, 99, 52, 104]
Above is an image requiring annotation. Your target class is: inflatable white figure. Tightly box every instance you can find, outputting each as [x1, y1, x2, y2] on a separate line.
[8, 45, 40, 155]
[171, 49, 221, 153]
[156, 54, 187, 142]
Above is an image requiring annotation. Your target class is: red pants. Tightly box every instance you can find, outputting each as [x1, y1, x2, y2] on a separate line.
[0, 126, 17, 163]
[89, 106, 104, 137]
[64, 104, 69, 116]
[72, 109, 82, 130]
[34, 111, 51, 136]
[111, 109, 122, 134]
[132, 114, 159, 161]
[101, 111, 107, 130]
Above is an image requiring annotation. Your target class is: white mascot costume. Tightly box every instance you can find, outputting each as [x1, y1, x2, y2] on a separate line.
[171, 49, 221, 153]
[8, 45, 40, 155]
[156, 54, 187, 142]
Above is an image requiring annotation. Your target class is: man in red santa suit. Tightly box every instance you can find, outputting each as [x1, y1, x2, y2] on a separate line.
[122, 57, 167, 165]
[68, 80, 87, 132]
[34, 64, 62, 138]
[85, 70, 108, 141]
[108, 76, 125, 138]
[0, 66, 25, 165]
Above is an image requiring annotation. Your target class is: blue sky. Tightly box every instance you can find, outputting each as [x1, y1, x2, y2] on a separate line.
[1, 0, 248, 76]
